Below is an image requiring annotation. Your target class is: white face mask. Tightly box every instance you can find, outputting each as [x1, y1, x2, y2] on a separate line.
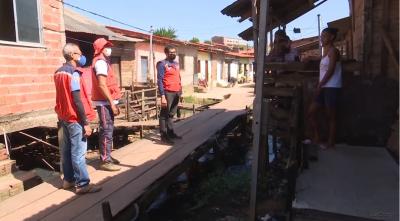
[103, 47, 112, 57]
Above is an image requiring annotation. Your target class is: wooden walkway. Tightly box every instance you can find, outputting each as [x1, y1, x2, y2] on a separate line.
[0, 85, 254, 221]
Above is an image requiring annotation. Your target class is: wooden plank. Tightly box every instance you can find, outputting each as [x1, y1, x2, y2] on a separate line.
[72, 110, 245, 221]
[40, 109, 245, 220]
[381, 27, 399, 73]
[264, 61, 362, 72]
[250, 0, 269, 220]
[115, 120, 159, 127]
[263, 87, 296, 97]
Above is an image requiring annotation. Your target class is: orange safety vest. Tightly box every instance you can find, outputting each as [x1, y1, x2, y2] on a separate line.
[54, 63, 96, 123]
[91, 54, 121, 102]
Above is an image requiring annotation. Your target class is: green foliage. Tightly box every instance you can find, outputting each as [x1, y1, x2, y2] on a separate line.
[153, 27, 177, 39]
[189, 37, 200, 43]
[204, 40, 212, 44]
[194, 170, 251, 203]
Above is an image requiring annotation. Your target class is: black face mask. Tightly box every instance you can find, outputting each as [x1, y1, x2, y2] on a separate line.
[169, 54, 176, 61]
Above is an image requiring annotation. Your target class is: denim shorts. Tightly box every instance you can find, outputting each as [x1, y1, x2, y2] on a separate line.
[315, 88, 341, 108]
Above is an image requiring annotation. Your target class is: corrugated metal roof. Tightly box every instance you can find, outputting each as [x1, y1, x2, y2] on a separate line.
[222, 0, 328, 40]
[63, 8, 142, 42]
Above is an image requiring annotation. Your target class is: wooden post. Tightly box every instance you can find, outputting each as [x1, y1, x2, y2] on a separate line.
[363, 0, 373, 77]
[102, 201, 113, 221]
[381, 28, 399, 74]
[155, 88, 159, 119]
[125, 90, 130, 121]
[192, 104, 195, 114]
[141, 90, 145, 120]
[250, 0, 269, 220]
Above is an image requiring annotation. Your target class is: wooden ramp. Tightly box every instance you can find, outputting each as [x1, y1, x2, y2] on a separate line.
[0, 88, 254, 221]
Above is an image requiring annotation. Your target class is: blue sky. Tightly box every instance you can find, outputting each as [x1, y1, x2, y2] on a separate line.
[64, 0, 349, 42]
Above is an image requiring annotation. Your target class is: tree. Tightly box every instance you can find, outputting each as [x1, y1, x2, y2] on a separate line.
[153, 27, 177, 39]
[204, 40, 212, 44]
[189, 37, 200, 43]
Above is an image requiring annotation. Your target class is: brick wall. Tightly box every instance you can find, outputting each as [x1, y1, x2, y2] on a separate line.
[111, 41, 135, 87]
[0, 0, 65, 116]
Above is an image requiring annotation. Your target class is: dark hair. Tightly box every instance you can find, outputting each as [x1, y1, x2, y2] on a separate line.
[164, 45, 176, 54]
[274, 29, 286, 38]
[322, 28, 338, 40]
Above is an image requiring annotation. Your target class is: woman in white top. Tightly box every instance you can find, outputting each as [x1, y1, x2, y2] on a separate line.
[308, 28, 341, 149]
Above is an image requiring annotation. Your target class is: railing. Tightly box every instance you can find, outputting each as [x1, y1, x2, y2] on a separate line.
[124, 88, 159, 122]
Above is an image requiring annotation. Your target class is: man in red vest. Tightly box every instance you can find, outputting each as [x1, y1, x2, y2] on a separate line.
[54, 43, 101, 194]
[91, 38, 122, 171]
[157, 45, 183, 144]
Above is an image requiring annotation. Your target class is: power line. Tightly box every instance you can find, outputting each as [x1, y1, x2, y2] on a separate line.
[57, 0, 150, 33]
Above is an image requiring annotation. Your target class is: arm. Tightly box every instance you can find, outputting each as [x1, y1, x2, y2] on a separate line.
[97, 75, 120, 115]
[156, 61, 165, 96]
[319, 48, 339, 87]
[70, 72, 91, 136]
[95, 60, 119, 115]
[156, 61, 167, 107]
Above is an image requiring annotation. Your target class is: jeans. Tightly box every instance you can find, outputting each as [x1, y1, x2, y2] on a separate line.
[159, 91, 181, 134]
[58, 120, 90, 188]
[96, 105, 114, 162]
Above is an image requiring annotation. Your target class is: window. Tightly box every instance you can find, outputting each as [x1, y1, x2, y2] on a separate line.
[178, 54, 185, 70]
[0, 0, 41, 44]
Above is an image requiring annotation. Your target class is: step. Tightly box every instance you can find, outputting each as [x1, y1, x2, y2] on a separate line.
[0, 159, 17, 177]
[0, 170, 42, 202]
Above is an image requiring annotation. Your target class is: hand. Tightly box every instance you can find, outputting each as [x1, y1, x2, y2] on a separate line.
[111, 104, 120, 116]
[83, 125, 92, 137]
[161, 95, 167, 108]
[178, 102, 183, 108]
[315, 84, 322, 96]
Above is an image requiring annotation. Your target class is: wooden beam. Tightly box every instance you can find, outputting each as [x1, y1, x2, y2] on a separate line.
[18, 132, 59, 150]
[381, 27, 399, 74]
[250, 0, 269, 220]
[363, 0, 373, 76]
[264, 61, 362, 72]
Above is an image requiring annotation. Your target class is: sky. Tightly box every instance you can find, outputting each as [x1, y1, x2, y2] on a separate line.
[64, 0, 350, 42]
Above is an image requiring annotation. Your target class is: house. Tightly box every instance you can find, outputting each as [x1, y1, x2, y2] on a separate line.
[0, 0, 65, 133]
[107, 26, 198, 88]
[291, 36, 320, 61]
[63, 8, 142, 89]
[211, 36, 249, 49]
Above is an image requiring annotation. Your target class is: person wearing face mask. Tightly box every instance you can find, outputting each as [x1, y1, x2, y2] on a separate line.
[156, 45, 183, 145]
[91, 38, 122, 171]
[54, 43, 101, 194]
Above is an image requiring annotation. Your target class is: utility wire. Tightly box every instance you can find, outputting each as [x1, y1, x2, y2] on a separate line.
[57, 0, 150, 33]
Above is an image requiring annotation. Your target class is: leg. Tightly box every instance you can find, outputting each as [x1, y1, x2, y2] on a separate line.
[326, 107, 337, 148]
[59, 121, 74, 183]
[96, 106, 114, 162]
[159, 105, 168, 135]
[67, 122, 90, 187]
[325, 88, 340, 148]
[308, 102, 321, 144]
[166, 92, 179, 133]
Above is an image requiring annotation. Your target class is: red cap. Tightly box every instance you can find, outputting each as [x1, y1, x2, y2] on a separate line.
[93, 38, 113, 55]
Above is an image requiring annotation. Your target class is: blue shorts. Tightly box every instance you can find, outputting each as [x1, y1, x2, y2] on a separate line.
[315, 88, 341, 108]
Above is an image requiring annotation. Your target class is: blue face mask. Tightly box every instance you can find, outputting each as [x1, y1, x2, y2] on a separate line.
[77, 55, 86, 67]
